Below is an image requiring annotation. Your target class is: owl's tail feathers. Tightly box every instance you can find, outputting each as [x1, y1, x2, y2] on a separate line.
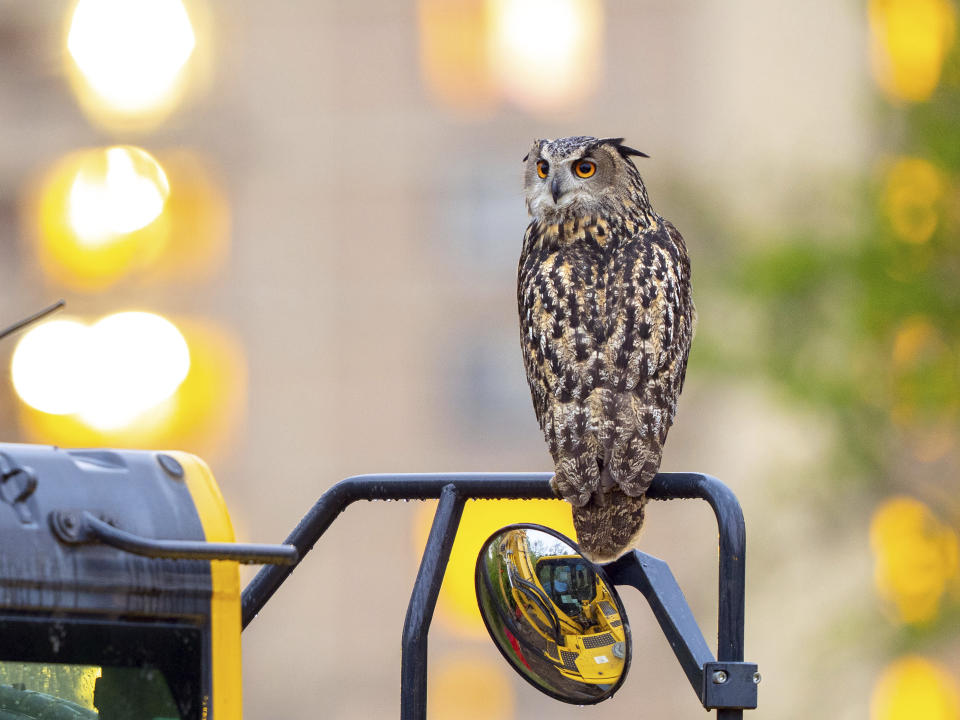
[572, 489, 648, 564]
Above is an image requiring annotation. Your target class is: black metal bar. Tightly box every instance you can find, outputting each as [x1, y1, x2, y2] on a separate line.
[604, 550, 715, 699]
[400, 484, 466, 720]
[645, 473, 746, 664]
[241, 473, 555, 628]
[0, 300, 65, 342]
[53, 511, 299, 565]
[645, 473, 748, 719]
[239, 471, 746, 638]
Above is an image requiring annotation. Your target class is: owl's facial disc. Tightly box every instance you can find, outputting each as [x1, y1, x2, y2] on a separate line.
[524, 138, 622, 218]
[538, 156, 601, 211]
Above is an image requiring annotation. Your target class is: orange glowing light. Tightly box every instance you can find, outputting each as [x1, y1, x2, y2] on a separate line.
[417, 0, 498, 114]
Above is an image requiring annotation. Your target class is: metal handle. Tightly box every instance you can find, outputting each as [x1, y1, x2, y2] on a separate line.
[50, 510, 299, 565]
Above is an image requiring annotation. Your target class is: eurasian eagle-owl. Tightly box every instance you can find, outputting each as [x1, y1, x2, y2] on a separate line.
[518, 136, 695, 563]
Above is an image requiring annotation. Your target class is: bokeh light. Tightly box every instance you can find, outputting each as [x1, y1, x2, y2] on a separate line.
[10, 320, 91, 415]
[870, 496, 959, 625]
[869, 0, 957, 103]
[488, 0, 602, 112]
[66, 0, 197, 128]
[418, 0, 497, 114]
[418, 0, 602, 113]
[12, 313, 189, 430]
[883, 157, 946, 245]
[80, 312, 190, 430]
[414, 497, 574, 638]
[888, 316, 958, 461]
[17, 319, 246, 458]
[29, 146, 171, 291]
[142, 150, 231, 284]
[429, 651, 515, 720]
[68, 147, 170, 246]
[871, 656, 960, 720]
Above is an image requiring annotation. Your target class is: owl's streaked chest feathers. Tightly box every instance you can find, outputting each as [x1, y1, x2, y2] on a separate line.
[520, 212, 688, 405]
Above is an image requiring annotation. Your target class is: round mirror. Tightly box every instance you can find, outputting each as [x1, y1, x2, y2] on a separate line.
[474, 524, 631, 704]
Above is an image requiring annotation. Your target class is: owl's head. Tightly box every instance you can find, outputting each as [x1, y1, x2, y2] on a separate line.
[522, 136, 651, 221]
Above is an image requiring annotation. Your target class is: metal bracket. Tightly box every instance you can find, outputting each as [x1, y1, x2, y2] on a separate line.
[702, 662, 760, 710]
[49, 510, 299, 565]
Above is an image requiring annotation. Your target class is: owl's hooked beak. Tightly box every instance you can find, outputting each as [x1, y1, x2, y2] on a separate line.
[550, 176, 562, 203]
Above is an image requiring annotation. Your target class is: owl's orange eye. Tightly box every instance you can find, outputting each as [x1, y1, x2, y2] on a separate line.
[574, 160, 597, 178]
[536, 160, 549, 179]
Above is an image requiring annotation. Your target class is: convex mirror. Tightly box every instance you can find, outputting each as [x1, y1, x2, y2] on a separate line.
[474, 524, 631, 704]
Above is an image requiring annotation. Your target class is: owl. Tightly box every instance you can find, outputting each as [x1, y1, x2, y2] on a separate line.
[518, 136, 695, 563]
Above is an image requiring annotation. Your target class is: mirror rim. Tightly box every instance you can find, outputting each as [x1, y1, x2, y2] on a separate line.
[474, 522, 632, 705]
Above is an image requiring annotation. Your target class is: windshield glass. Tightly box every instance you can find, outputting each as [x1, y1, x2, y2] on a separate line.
[0, 661, 182, 720]
[0, 618, 202, 720]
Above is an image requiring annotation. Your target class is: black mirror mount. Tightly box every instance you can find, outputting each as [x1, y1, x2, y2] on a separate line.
[604, 551, 758, 711]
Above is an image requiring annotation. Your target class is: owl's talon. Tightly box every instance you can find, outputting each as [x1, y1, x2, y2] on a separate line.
[548, 474, 561, 498]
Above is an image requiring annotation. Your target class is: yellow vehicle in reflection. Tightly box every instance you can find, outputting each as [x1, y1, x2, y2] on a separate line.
[499, 530, 627, 685]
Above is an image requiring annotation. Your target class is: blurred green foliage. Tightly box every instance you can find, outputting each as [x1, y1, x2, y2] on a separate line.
[699, 36, 960, 491]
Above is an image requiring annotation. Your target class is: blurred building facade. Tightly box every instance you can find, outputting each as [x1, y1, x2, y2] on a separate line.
[1, 1, 957, 719]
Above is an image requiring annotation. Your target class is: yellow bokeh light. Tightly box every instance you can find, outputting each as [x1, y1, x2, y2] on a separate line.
[414, 497, 574, 638]
[872, 656, 960, 720]
[28, 146, 171, 291]
[11, 313, 189, 431]
[869, 0, 957, 103]
[870, 496, 959, 625]
[81, 312, 190, 430]
[66, 0, 197, 127]
[17, 319, 246, 460]
[883, 157, 946, 244]
[488, 0, 602, 112]
[429, 652, 515, 720]
[891, 316, 942, 372]
[68, 147, 170, 247]
[142, 150, 231, 285]
[10, 320, 92, 415]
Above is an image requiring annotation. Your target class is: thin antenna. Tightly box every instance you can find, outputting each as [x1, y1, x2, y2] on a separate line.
[0, 300, 66, 342]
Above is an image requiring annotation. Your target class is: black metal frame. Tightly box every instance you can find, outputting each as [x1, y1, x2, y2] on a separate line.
[240, 471, 758, 719]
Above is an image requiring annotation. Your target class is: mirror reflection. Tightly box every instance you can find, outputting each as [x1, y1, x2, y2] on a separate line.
[475, 524, 631, 704]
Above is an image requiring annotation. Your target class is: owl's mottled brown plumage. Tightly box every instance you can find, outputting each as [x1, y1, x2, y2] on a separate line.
[518, 136, 695, 562]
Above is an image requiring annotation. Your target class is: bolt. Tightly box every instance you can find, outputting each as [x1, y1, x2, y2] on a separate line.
[712, 670, 728, 684]
[157, 454, 184, 479]
[753, 672, 762, 684]
[61, 513, 75, 530]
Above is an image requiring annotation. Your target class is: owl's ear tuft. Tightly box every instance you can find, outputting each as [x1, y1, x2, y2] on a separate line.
[597, 137, 650, 162]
